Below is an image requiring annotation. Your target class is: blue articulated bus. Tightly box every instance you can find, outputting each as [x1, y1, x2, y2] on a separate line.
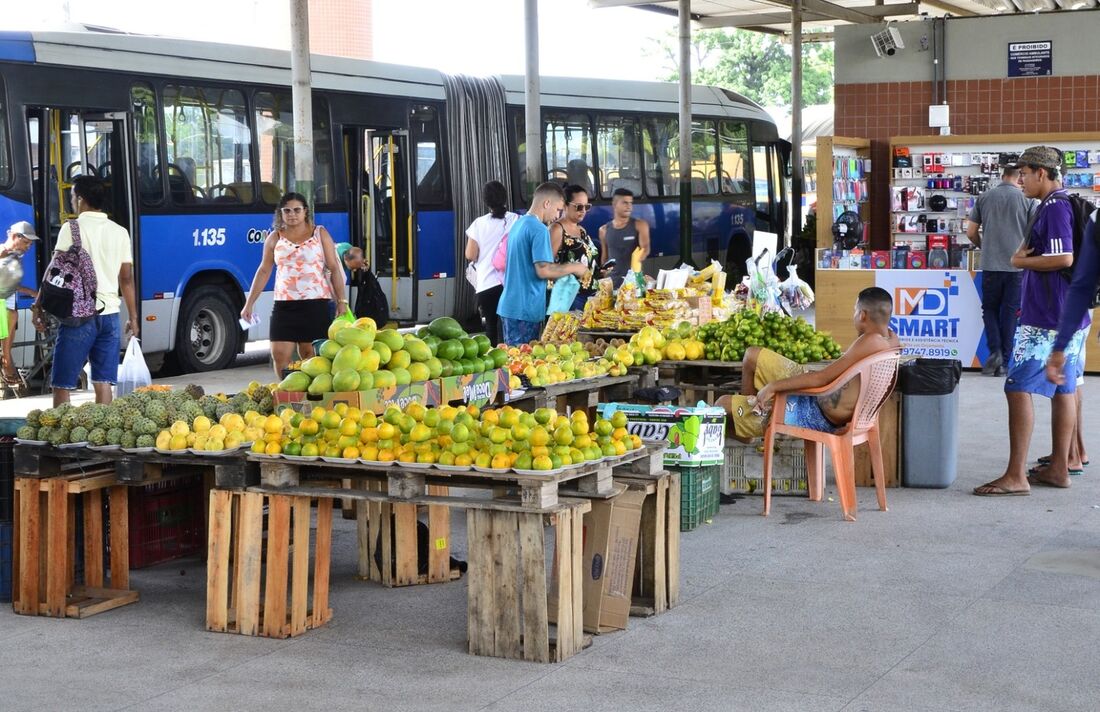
[0, 30, 788, 374]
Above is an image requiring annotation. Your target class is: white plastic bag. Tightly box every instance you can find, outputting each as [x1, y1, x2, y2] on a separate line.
[115, 337, 152, 398]
[779, 264, 815, 311]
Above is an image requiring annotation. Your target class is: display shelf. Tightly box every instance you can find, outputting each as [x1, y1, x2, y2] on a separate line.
[816, 136, 871, 248]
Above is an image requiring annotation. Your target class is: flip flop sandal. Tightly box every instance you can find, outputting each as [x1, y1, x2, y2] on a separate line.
[1027, 475, 1071, 489]
[1028, 466, 1084, 477]
[973, 484, 1030, 497]
[1038, 455, 1088, 466]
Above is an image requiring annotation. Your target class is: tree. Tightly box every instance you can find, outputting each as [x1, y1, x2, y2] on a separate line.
[649, 28, 834, 107]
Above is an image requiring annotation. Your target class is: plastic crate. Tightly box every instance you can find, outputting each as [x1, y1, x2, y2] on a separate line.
[722, 438, 808, 496]
[129, 476, 206, 569]
[0, 437, 12, 523]
[678, 465, 719, 532]
[1, 521, 11, 603]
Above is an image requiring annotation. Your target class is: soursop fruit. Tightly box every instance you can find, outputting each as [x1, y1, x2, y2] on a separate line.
[89, 405, 108, 428]
[199, 396, 219, 419]
[106, 428, 124, 446]
[214, 403, 234, 421]
[26, 409, 42, 428]
[258, 396, 274, 415]
[103, 409, 123, 430]
[16, 425, 37, 440]
[87, 428, 107, 446]
[145, 402, 169, 427]
[135, 434, 155, 448]
[69, 426, 89, 443]
[120, 431, 137, 449]
[48, 428, 68, 446]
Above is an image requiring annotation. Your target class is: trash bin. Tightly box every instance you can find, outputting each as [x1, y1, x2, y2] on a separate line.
[899, 358, 962, 488]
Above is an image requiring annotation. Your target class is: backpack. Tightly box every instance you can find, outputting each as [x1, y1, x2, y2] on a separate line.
[1052, 193, 1100, 308]
[38, 219, 100, 325]
[353, 267, 390, 327]
[491, 230, 509, 275]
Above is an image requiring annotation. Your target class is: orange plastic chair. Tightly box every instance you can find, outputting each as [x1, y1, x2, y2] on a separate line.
[761, 348, 902, 522]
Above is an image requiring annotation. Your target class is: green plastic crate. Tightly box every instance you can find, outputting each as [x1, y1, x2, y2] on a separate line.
[678, 465, 719, 532]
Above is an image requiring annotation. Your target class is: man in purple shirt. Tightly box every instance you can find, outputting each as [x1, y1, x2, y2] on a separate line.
[975, 146, 1090, 496]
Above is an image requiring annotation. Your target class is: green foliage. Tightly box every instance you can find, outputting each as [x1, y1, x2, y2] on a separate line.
[652, 28, 834, 107]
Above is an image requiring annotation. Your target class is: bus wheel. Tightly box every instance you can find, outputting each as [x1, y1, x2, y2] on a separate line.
[175, 286, 240, 373]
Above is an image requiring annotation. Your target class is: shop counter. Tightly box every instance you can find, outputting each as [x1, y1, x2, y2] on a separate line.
[815, 268, 1100, 374]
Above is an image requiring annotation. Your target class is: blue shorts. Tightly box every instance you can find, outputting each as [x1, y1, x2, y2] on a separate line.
[501, 317, 542, 347]
[1005, 324, 1087, 398]
[783, 395, 841, 434]
[52, 314, 121, 390]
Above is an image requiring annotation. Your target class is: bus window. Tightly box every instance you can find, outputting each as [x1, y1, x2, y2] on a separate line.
[752, 144, 771, 218]
[595, 116, 642, 198]
[0, 81, 10, 188]
[513, 112, 529, 201]
[162, 85, 252, 205]
[642, 118, 678, 197]
[131, 83, 163, 204]
[690, 120, 719, 195]
[544, 113, 593, 195]
[410, 104, 444, 205]
[718, 121, 750, 195]
[253, 92, 334, 205]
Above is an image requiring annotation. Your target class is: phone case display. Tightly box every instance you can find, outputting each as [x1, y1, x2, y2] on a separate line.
[889, 136, 1100, 271]
[816, 137, 871, 249]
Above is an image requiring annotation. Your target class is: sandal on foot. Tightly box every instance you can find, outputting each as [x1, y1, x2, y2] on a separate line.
[973, 483, 1030, 497]
[1028, 465, 1084, 477]
[1027, 475, 1071, 489]
[1038, 455, 1088, 467]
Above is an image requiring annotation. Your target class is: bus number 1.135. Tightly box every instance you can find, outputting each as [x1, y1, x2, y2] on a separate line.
[193, 227, 226, 246]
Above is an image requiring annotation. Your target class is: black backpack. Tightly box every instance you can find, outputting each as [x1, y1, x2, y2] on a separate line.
[353, 267, 390, 326]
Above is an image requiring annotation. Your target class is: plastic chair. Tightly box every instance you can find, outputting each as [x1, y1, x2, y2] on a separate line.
[762, 348, 901, 522]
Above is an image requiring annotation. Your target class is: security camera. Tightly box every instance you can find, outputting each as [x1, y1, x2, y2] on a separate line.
[871, 26, 904, 57]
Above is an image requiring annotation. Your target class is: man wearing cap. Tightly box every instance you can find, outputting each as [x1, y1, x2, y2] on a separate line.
[975, 146, 1090, 496]
[1, 221, 40, 383]
[966, 164, 1035, 376]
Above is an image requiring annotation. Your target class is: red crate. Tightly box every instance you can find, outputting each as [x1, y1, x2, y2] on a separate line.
[128, 476, 206, 569]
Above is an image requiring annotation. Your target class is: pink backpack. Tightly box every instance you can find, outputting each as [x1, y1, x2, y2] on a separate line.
[491, 231, 509, 274]
[39, 219, 100, 325]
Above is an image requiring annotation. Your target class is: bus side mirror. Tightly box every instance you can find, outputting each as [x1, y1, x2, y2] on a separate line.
[776, 140, 793, 179]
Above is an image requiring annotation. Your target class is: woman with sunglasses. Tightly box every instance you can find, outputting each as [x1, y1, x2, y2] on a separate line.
[242, 192, 347, 379]
[549, 184, 600, 312]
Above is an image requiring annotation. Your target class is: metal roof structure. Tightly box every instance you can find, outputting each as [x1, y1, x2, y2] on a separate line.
[589, 0, 1097, 38]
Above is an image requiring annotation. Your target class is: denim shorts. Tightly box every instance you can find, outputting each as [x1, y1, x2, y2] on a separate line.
[52, 313, 121, 389]
[501, 317, 543, 347]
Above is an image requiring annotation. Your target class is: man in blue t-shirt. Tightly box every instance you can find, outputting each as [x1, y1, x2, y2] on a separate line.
[975, 146, 1090, 497]
[496, 182, 588, 345]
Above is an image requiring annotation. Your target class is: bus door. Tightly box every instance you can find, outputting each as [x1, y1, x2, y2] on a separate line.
[345, 127, 415, 323]
[25, 107, 137, 316]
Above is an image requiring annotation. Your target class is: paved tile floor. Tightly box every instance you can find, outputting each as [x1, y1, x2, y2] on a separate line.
[2, 372, 1099, 711]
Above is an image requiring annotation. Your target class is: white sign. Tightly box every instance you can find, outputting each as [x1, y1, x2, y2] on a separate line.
[875, 270, 983, 366]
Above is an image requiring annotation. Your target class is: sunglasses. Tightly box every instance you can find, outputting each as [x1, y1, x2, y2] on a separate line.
[281, 206, 305, 215]
[569, 203, 592, 212]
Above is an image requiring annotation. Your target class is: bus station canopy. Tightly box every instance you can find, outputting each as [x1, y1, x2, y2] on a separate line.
[588, 0, 1097, 38]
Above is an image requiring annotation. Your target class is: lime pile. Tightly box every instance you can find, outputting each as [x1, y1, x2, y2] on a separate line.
[697, 311, 842, 363]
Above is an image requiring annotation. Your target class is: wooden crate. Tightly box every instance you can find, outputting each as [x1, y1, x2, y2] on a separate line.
[205, 490, 333, 639]
[355, 481, 460, 587]
[12, 471, 139, 618]
[466, 502, 590, 663]
[619, 470, 681, 617]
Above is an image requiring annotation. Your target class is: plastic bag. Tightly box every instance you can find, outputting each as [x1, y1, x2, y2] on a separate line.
[779, 264, 815, 311]
[547, 274, 580, 315]
[115, 337, 152, 398]
[334, 306, 355, 326]
[745, 251, 782, 312]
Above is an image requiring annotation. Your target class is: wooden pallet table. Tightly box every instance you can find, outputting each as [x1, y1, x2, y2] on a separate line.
[506, 373, 639, 418]
[13, 444, 256, 488]
[618, 470, 681, 617]
[12, 468, 139, 618]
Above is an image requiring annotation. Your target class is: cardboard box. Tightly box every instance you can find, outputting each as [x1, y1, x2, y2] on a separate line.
[550, 488, 645, 634]
[273, 380, 441, 415]
[598, 403, 726, 466]
[438, 368, 509, 407]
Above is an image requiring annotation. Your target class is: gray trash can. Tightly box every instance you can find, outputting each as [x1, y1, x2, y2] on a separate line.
[899, 359, 962, 488]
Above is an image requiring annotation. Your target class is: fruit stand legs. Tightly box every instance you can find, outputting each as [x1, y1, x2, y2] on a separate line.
[205, 490, 333, 638]
[13, 474, 139, 618]
[466, 505, 587, 663]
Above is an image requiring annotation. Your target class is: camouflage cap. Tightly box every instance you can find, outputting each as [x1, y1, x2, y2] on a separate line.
[1018, 145, 1063, 172]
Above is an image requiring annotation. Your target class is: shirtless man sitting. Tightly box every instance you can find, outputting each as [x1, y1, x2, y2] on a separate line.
[717, 287, 901, 441]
